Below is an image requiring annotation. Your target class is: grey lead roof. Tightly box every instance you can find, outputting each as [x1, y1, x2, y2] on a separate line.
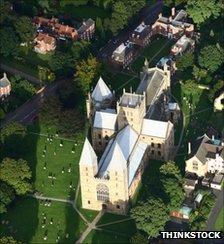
[137, 69, 165, 106]
[119, 93, 144, 108]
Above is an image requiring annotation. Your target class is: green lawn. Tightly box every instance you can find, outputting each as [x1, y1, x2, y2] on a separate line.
[83, 229, 130, 244]
[96, 213, 131, 226]
[29, 127, 85, 199]
[131, 37, 174, 73]
[0, 197, 86, 243]
[100, 219, 137, 236]
[1, 123, 85, 200]
[215, 207, 224, 231]
[76, 188, 99, 222]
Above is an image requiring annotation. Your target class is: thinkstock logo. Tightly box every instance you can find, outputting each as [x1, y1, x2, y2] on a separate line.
[160, 231, 223, 239]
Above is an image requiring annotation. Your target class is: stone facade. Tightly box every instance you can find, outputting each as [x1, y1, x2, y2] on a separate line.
[79, 65, 175, 215]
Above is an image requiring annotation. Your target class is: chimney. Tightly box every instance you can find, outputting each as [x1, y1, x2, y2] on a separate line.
[171, 7, 175, 17]
[212, 135, 215, 141]
[158, 13, 162, 19]
[3, 72, 7, 78]
[123, 88, 126, 94]
[188, 142, 191, 154]
[130, 87, 132, 93]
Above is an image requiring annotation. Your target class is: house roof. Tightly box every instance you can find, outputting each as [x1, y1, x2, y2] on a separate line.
[79, 138, 97, 167]
[91, 77, 113, 102]
[78, 18, 95, 34]
[0, 73, 10, 88]
[141, 119, 172, 138]
[189, 134, 224, 164]
[36, 33, 55, 44]
[93, 110, 117, 130]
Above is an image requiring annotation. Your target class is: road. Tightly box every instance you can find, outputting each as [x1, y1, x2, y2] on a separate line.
[0, 78, 66, 128]
[98, 0, 163, 59]
[206, 189, 224, 231]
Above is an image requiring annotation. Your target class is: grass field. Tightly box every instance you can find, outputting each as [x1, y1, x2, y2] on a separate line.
[76, 189, 99, 222]
[96, 213, 131, 226]
[215, 207, 224, 231]
[83, 230, 130, 244]
[27, 126, 85, 199]
[0, 197, 86, 243]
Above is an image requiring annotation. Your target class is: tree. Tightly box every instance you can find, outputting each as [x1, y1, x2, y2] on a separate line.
[163, 0, 186, 6]
[161, 177, 185, 211]
[1, 122, 27, 144]
[70, 40, 90, 60]
[159, 161, 182, 182]
[39, 95, 61, 128]
[0, 236, 22, 244]
[187, 0, 222, 26]
[58, 109, 85, 137]
[109, 2, 129, 35]
[0, 158, 32, 195]
[75, 55, 101, 94]
[160, 161, 184, 211]
[182, 79, 200, 96]
[208, 79, 223, 102]
[49, 51, 73, 75]
[131, 198, 169, 237]
[0, 1, 11, 24]
[0, 181, 15, 213]
[176, 52, 194, 71]
[0, 27, 19, 58]
[11, 77, 36, 102]
[14, 16, 35, 44]
[192, 65, 207, 81]
[38, 66, 55, 83]
[198, 45, 223, 73]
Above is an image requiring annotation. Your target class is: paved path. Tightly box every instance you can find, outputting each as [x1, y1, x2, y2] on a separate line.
[97, 217, 132, 228]
[0, 63, 40, 85]
[75, 211, 104, 244]
[206, 189, 224, 231]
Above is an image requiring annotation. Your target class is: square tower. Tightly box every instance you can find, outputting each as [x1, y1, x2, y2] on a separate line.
[117, 90, 146, 133]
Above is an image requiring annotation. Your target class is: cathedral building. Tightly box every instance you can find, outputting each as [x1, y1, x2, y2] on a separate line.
[79, 63, 175, 214]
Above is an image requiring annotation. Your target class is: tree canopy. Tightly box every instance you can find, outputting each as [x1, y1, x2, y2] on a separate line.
[14, 16, 35, 43]
[75, 55, 101, 94]
[131, 198, 169, 237]
[198, 45, 223, 73]
[0, 181, 15, 214]
[0, 158, 32, 195]
[39, 95, 61, 128]
[187, 0, 222, 26]
[176, 52, 194, 71]
[1, 122, 27, 144]
[0, 27, 19, 58]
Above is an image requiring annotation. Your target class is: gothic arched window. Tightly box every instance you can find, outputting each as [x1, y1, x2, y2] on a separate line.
[96, 184, 109, 202]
